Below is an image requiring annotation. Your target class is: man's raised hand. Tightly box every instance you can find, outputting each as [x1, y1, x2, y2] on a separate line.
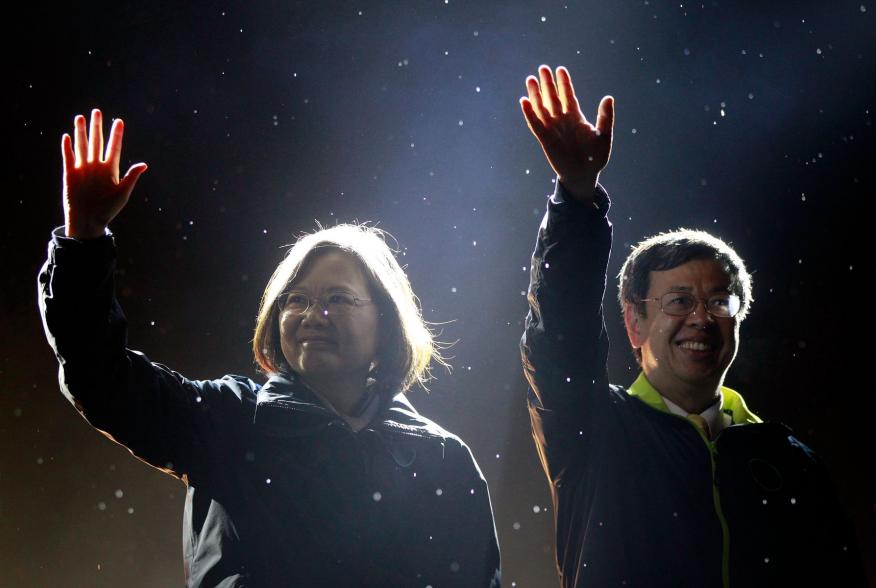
[520, 65, 614, 203]
[61, 109, 147, 239]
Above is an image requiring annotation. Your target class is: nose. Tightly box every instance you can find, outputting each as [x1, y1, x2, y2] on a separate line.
[300, 300, 330, 324]
[686, 299, 715, 326]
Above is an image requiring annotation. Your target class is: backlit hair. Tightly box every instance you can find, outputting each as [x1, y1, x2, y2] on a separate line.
[253, 224, 444, 395]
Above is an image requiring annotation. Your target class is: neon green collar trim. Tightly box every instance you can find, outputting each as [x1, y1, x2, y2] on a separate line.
[628, 372, 761, 424]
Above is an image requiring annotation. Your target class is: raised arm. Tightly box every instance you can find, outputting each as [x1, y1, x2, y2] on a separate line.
[62, 109, 147, 239]
[41, 111, 254, 479]
[519, 66, 615, 485]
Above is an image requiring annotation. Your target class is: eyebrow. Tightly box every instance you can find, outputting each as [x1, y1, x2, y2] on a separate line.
[288, 285, 364, 296]
[665, 286, 732, 294]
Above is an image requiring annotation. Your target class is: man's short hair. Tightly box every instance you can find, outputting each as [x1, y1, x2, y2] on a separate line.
[617, 229, 753, 361]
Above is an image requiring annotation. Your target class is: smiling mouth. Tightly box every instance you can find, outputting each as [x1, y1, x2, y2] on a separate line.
[678, 341, 715, 351]
[300, 338, 336, 345]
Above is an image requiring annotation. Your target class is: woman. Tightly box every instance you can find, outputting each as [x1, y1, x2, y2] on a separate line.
[39, 109, 501, 587]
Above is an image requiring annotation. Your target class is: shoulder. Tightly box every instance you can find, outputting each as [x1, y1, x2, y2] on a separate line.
[384, 394, 463, 442]
[382, 395, 479, 464]
[187, 373, 262, 410]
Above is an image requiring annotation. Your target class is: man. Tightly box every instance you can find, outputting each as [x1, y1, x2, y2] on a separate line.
[519, 65, 866, 587]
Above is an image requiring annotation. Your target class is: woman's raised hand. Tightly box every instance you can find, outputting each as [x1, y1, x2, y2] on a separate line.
[520, 65, 614, 203]
[61, 109, 147, 239]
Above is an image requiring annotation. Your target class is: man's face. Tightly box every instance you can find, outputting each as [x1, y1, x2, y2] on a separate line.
[624, 258, 739, 398]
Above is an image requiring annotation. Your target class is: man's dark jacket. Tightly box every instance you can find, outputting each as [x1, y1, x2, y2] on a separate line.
[39, 229, 501, 587]
[520, 184, 866, 587]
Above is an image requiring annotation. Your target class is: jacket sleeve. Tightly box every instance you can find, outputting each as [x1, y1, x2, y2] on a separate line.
[442, 439, 502, 587]
[37, 228, 257, 480]
[520, 183, 613, 487]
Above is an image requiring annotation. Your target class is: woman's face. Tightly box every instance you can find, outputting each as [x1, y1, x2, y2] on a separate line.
[278, 250, 380, 388]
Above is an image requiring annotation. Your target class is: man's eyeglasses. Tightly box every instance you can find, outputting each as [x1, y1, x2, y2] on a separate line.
[278, 291, 373, 316]
[639, 292, 741, 319]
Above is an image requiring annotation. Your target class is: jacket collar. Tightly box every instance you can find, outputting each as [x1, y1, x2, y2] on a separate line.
[627, 372, 761, 425]
[253, 373, 449, 439]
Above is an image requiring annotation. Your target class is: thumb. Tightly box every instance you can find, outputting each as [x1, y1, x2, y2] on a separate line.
[118, 163, 148, 198]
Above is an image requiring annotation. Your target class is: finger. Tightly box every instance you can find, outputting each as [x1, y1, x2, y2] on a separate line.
[118, 163, 148, 199]
[88, 109, 103, 163]
[74, 115, 88, 167]
[595, 96, 615, 138]
[61, 134, 75, 177]
[520, 98, 548, 140]
[538, 65, 562, 117]
[526, 76, 548, 125]
[556, 66, 582, 117]
[106, 118, 125, 181]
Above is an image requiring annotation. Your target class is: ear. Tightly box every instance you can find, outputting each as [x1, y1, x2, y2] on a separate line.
[623, 303, 646, 349]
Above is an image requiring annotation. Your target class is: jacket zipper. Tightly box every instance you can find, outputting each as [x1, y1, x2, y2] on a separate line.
[685, 417, 731, 588]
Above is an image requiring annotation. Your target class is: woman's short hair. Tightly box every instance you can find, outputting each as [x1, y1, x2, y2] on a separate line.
[253, 223, 442, 395]
[617, 228, 753, 362]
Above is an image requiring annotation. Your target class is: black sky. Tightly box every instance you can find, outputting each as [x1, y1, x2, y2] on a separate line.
[3, 1, 874, 586]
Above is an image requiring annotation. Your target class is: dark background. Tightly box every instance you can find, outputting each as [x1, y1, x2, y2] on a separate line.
[3, 1, 874, 586]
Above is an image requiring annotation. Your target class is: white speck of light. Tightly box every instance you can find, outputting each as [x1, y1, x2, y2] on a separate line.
[816, 48, 822, 55]
[451, 287, 457, 293]
[472, 240, 477, 246]
[861, 4, 867, 12]
[764, 557, 770, 563]
[373, 491, 382, 502]
[458, 120, 464, 126]
[436, 488, 443, 496]
[533, 505, 541, 513]
[475, 86, 481, 92]
[790, 497, 796, 504]
[114, 489, 124, 499]
[127, 507, 134, 514]
[450, 561, 461, 572]
[762, 498, 768, 504]
[544, 262, 550, 268]
[566, 377, 572, 382]
[513, 522, 521, 530]
[631, 128, 637, 134]
[266, 478, 272, 484]
[97, 502, 107, 511]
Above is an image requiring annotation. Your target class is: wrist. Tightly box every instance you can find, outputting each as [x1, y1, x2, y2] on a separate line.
[557, 174, 598, 203]
[65, 220, 108, 240]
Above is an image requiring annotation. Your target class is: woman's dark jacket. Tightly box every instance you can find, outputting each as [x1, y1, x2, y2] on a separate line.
[39, 229, 501, 588]
[520, 184, 866, 587]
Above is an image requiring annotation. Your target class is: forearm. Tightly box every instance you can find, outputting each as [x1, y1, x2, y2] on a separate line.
[38, 229, 199, 475]
[521, 182, 613, 410]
